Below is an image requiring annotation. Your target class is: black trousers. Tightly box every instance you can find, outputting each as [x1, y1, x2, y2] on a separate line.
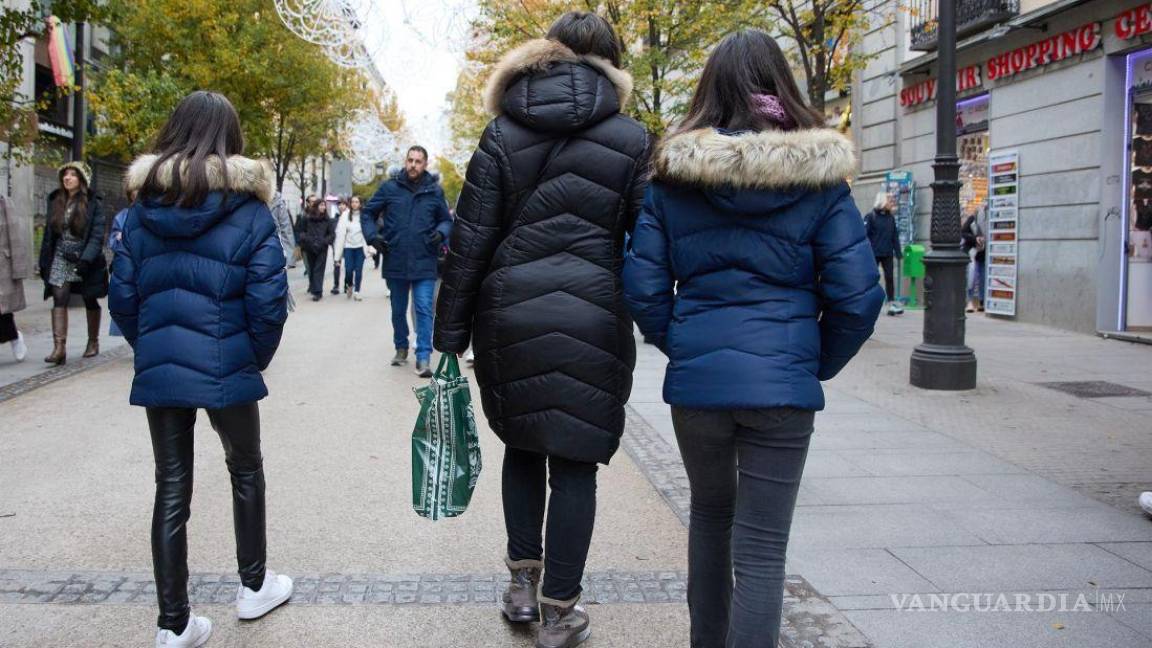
[146, 402, 267, 633]
[0, 312, 17, 343]
[672, 407, 814, 648]
[304, 249, 327, 296]
[876, 256, 895, 302]
[332, 252, 341, 291]
[502, 446, 599, 602]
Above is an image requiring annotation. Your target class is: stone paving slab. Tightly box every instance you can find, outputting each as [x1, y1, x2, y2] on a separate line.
[789, 504, 989, 549]
[887, 544, 1152, 591]
[784, 549, 940, 597]
[1097, 542, 1152, 572]
[841, 606, 1151, 648]
[942, 506, 1152, 545]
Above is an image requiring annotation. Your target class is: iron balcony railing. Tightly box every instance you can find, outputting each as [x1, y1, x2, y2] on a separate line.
[909, 0, 1020, 51]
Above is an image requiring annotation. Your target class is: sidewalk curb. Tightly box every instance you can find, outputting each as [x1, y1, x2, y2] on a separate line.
[0, 345, 133, 405]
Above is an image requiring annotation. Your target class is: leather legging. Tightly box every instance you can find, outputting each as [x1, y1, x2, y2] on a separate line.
[146, 402, 267, 633]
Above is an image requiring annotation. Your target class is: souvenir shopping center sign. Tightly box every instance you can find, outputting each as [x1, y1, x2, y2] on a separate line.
[985, 151, 1020, 317]
[899, 6, 1152, 108]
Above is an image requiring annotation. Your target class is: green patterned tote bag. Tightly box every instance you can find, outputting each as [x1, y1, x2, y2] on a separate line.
[412, 354, 483, 520]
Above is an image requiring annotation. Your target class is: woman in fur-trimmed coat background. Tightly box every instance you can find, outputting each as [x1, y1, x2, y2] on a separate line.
[434, 11, 649, 647]
[624, 30, 884, 648]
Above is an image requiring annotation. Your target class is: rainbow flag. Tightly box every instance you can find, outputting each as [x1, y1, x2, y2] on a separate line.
[46, 16, 75, 88]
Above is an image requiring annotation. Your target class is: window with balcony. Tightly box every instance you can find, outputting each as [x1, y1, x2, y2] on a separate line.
[908, 0, 1020, 51]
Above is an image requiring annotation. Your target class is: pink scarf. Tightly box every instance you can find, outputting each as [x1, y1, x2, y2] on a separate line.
[752, 94, 796, 130]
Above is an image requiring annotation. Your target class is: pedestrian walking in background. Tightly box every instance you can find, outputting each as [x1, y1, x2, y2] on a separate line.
[267, 192, 297, 312]
[0, 194, 30, 362]
[335, 195, 368, 301]
[37, 160, 109, 365]
[108, 90, 292, 648]
[330, 198, 343, 296]
[293, 196, 314, 275]
[435, 12, 650, 647]
[962, 204, 988, 313]
[106, 190, 138, 338]
[362, 145, 453, 377]
[298, 195, 335, 301]
[865, 192, 904, 316]
[623, 30, 884, 648]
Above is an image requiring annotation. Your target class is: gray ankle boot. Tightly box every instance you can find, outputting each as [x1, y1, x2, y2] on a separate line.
[535, 594, 590, 648]
[501, 557, 542, 623]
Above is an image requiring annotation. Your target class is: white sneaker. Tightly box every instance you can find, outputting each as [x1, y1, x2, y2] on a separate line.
[1140, 492, 1152, 517]
[10, 331, 26, 362]
[236, 570, 293, 620]
[353, 292, 362, 301]
[155, 615, 212, 647]
[887, 302, 905, 316]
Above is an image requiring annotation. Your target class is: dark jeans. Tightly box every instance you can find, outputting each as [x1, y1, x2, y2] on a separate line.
[146, 403, 267, 633]
[50, 284, 100, 310]
[672, 407, 815, 648]
[304, 249, 327, 296]
[502, 446, 598, 602]
[343, 248, 365, 292]
[0, 312, 16, 343]
[876, 256, 895, 302]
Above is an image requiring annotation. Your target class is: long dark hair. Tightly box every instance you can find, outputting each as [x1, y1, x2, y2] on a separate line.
[347, 196, 361, 221]
[673, 30, 823, 135]
[546, 11, 621, 67]
[49, 170, 89, 237]
[142, 91, 245, 208]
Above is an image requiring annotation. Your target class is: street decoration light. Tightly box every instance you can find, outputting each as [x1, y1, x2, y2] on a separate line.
[909, 0, 979, 389]
[272, 0, 382, 70]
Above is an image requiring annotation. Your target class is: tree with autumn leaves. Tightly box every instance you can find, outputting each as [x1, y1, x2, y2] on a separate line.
[0, 0, 106, 159]
[450, 0, 884, 152]
[88, 0, 401, 192]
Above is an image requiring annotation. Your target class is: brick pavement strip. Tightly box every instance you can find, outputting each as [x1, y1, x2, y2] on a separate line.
[0, 344, 133, 404]
[0, 569, 688, 607]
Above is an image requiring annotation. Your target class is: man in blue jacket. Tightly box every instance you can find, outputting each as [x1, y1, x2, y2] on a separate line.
[362, 145, 453, 377]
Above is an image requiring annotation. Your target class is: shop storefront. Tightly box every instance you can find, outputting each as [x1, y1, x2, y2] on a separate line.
[888, 0, 1152, 338]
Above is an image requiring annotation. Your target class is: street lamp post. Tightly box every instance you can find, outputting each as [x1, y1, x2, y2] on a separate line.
[71, 21, 86, 162]
[909, 0, 978, 390]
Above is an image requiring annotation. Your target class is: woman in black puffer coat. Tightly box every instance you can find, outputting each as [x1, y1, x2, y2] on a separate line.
[434, 11, 649, 646]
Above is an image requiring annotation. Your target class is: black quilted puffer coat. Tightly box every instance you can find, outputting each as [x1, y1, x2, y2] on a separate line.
[434, 39, 650, 465]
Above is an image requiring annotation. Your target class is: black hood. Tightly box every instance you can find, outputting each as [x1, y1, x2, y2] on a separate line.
[483, 39, 634, 135]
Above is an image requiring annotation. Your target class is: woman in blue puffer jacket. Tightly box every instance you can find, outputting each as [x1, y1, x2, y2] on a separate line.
[623, 31, 884, 648]
[109, 91, 293, 648]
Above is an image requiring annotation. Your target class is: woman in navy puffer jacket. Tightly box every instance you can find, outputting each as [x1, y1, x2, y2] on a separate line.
[109, 91, 293, 648]
[624, 32, 884, 648]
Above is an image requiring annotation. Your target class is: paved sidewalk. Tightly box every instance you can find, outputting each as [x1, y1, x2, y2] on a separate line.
[0, 282, 130, 395]
[631, 310, 1152, 648]
[3, 264, 1151, 647]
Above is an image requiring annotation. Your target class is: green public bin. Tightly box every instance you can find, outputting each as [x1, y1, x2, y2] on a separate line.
[902, 244, 925, 307]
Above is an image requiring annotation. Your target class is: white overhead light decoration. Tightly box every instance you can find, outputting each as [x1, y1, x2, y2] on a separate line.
[346, 110, 396, 164]
[273, 0, 382, 70]
[398, 0, 478, 54]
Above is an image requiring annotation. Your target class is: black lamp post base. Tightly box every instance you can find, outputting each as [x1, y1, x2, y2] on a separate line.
[910, 344, 977, 390]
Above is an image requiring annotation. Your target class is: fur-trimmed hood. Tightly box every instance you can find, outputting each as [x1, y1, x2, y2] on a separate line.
[483, 39, 634, 131]
[126, 154, 275, 204]
[654, 128, 857, 191]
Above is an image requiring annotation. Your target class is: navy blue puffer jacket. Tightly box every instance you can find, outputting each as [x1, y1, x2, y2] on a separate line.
[109, 155, 289, 409]
[361, 170, 454, 281]
[624, 128, 884, 410]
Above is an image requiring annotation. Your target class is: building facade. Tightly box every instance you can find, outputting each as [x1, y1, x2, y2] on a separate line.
[853, 0, 1152, 340]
